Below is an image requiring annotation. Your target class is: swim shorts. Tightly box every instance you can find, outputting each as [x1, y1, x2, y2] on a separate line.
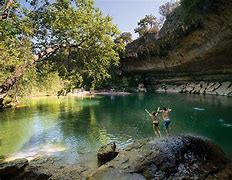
[164, 119, 171, 129]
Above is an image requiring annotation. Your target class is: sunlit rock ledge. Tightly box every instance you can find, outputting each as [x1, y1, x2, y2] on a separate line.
[1, 135, 232, 180]
[155, 81, 232, 96]
[87, 135, 232, 179]
[68, 90, 131, 97]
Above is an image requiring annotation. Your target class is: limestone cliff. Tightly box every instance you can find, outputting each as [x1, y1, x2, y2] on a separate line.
[121, 0, 232, 85]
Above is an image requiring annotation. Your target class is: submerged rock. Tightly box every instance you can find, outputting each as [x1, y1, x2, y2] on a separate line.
[88, 136, 232, 180]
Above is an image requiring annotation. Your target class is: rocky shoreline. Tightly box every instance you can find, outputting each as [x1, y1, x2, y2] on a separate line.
[155, 81, 232, 96]
[88, 135, 232, 180]
[1, 135, 232, 179]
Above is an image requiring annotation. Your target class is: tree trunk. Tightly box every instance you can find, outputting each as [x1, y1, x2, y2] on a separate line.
[0, 47, 59, 109]
[0, 97, 4, 110]
[0, 41, 84, 109]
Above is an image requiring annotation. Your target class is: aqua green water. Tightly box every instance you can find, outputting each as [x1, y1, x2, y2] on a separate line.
[0, 93, 232, 163]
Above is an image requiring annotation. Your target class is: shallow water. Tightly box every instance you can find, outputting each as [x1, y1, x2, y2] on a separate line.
[0, 93, 232, 163]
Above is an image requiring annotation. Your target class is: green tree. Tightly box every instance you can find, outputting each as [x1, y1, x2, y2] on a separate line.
[179, 0, 221, 24]
[0, 0, 124, 108]
[159, 1, 180, 17]
[134, 14, 159, 36]
[115, 32, 133, 45]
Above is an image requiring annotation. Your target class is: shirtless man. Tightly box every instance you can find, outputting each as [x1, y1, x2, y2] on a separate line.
[145, 107, 161, 137]
[159, 107, 172, 135]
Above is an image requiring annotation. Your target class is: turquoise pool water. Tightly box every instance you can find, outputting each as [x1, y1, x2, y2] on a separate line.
[0, 93, 231, 163]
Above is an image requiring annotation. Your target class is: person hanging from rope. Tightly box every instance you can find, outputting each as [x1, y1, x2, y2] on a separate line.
[145, 107, 161, 137]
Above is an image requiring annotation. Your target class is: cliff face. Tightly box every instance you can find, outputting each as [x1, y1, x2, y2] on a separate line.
[122, 0, 232, 84]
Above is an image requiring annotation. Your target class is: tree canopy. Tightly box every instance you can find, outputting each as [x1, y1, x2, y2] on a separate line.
[159, 1, 180, 17]
[115, 32, 133, 45]
[134, 14, 159, 36]
[0, 0, 124, 107]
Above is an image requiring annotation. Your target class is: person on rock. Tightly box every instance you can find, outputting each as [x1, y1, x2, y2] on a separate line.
[145, 107, 161, 137]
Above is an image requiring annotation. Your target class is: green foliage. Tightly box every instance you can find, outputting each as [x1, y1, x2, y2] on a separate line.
[121, 76, 129, 89]
[0, 155, 4, 162]
[179, 0, 221, 24]
[28, 0, 124, 88]
[0, 0, 125, 100]
[6, 63, 63, 99]
[159, 1, 180, 17]
[0, 15, 33, 85]
[115, 32, 133, 45]
[95, 69, 132, 91]
[134, 14, 159, 36]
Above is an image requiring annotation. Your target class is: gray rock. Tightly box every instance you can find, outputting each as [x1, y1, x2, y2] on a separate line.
[184, 83, 196, 93]
[199, 81, 208, 94]
[0, 158, 28, 179]
[206, 82, 221, 93]
[13, 166, 51, 180]
[0, 156, 88, 180]
[206, 82, 215, 91]
[214, 82, 221, 90]
[97, 142, 118, 166]
[88, 136, 232, 180]
[205, 82, 218, 95]
[137, 83, 147, 92]
[87, 169, 145, 180]
[192, 83, 202, 94]
[166, 85, 184, 93]
[207, 91, 218, 95]
[26, 156, 85, 180]
[223, 86, 232, 96]
[214, 81, 231, 95]
[156, 87, 166, 93]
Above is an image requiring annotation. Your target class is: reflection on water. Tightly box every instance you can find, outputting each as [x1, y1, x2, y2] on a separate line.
[193, 107, 205, 111]
[0, 94, 232, 163]
[5, 144, 66, 162]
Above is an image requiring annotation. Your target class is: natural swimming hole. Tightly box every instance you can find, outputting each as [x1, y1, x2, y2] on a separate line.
[0, 93, 232, 163]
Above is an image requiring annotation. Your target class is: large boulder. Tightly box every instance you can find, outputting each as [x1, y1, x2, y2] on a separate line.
[0, 156, 86, 180]
[0, 158, 28, 179]
[88, 136, 232, 180]
[25, 157, 84, 180]
[97, 142, 118, 166]
[0, 158, 51, 180]
[1, 136, 231, 179]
